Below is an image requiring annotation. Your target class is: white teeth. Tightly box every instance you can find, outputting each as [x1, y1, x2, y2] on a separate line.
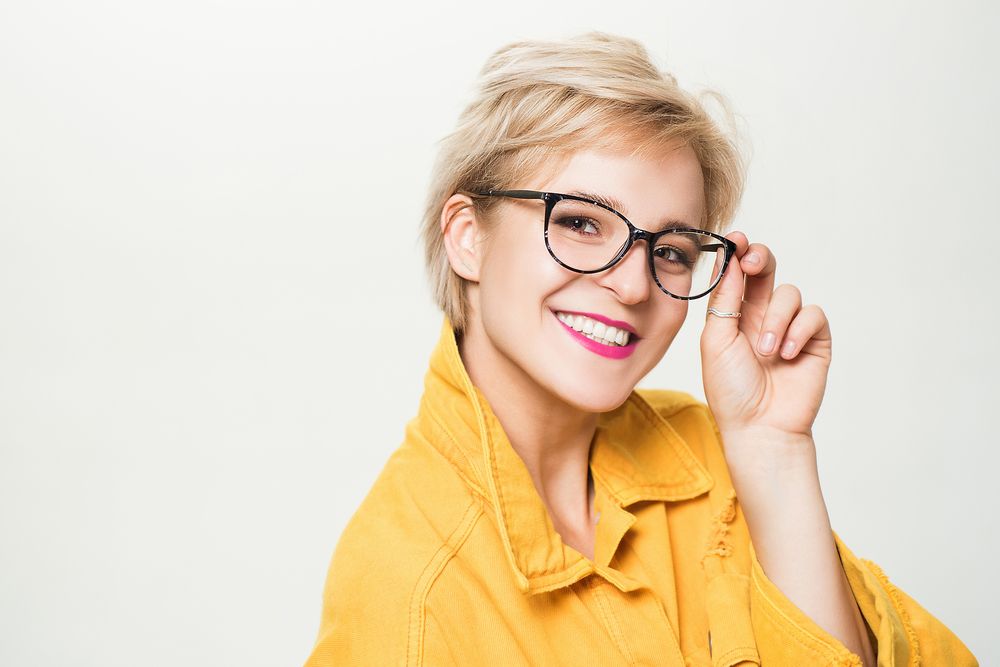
[555, 311, 632, 347]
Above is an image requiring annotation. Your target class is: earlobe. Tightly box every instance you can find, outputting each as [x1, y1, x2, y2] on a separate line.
[440, 194, 483, 282]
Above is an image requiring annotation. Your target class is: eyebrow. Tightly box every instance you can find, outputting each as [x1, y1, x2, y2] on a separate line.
[565, 189, 693, 231]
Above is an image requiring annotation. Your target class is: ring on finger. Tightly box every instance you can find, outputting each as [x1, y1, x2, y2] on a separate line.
[707, 307, 741, 318]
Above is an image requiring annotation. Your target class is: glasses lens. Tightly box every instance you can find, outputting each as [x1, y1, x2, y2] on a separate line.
[545, 198, 727, 299]
[546, 198, 631, 271]
[652, 230, 726, 298]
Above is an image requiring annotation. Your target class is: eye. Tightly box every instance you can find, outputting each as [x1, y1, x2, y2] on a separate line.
[652, 244, 694, 266]
[552, 216, 602, 236]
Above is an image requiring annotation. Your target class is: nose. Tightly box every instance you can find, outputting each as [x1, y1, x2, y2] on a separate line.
[595, 237, 652, 304]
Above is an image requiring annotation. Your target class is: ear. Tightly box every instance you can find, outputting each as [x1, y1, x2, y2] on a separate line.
[440, 193, 486, 282]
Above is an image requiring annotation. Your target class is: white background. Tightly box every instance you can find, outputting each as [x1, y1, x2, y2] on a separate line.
[1, 1, 997, 665]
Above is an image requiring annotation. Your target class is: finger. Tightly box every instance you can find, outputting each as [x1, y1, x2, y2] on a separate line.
[725, 230, 750, 255]
[703, 231, 748, 339]
[755, 283, 802, 356]
[778, 304, 831, 359]
[741, 242, 777, 310]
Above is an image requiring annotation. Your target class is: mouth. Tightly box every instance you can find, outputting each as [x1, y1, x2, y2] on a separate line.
[551, 309, 641, 348]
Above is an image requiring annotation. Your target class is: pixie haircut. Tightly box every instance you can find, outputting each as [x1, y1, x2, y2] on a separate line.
[420, 31, 748, 335]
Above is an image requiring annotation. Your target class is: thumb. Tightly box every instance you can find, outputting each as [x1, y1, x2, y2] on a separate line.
[702, 242, 745, 342]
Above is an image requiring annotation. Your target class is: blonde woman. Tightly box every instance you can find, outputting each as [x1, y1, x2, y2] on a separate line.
[304, 32, 977, 666]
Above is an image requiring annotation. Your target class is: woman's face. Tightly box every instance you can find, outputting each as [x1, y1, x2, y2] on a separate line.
[463, 142, 706, 413]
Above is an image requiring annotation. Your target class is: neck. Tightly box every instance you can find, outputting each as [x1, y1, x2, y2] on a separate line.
[457, 318, 599, 530]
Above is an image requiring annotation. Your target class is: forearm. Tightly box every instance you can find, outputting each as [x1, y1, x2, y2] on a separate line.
[722, 431, 876, 666]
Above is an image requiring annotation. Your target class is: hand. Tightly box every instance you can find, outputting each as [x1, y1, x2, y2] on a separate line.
[699, 231, 832, 444]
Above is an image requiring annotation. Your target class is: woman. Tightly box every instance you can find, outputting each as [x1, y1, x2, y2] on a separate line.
[304, 32, 977, 666]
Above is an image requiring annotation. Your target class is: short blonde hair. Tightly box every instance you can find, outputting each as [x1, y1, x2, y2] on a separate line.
[419, 31, 748, 334]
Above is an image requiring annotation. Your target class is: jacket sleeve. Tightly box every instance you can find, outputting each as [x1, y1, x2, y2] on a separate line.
[301, 555, 411, 667]
[302, 561, 461, 667]
[303, 500, 476, 667]
[748, 530, 979, 666]
[303, 527, 462, 667]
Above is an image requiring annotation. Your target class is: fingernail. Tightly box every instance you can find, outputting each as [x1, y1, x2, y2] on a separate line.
[781, 340, 796, 357]
[758, 332, 775, 354]
[744, 252, 760, 265]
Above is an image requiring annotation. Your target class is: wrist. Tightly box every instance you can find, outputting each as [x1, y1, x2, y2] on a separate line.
[720, 430, 830, 549]
[719, 427, 820, 491]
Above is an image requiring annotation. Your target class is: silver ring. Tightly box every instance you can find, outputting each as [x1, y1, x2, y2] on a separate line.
[707, 307, 741, 318]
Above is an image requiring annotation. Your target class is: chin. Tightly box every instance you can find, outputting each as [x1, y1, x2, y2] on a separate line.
[550, 380, 635, 414]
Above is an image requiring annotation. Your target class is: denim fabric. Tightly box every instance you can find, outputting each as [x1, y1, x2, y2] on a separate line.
[304, 316, 977, 666]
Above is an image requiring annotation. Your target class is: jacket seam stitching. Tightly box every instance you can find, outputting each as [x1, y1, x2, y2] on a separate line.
[480, 414, 519, 587]
[641, 579, 691, 666]
[636, 390, 717, 427]
[713, 646, 760, 667]
[650, 395, 702, 420]
[589, 581, 638, 666]
[861, 558, 921, 667]
[751, 567, 855, 664]
[652, 399, 724, 443]
[425, 411, 489, 502]
[406, 499, 483, 666]
[628, 393, 712, 477]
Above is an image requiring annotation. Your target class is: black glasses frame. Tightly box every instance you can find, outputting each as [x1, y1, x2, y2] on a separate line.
[469, 189, 737, 300]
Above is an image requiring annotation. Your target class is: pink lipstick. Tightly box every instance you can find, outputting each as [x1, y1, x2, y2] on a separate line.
[552, 310, 639, 359]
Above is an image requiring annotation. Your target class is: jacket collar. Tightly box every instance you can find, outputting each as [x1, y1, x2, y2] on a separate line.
[416, 315, 714, 594]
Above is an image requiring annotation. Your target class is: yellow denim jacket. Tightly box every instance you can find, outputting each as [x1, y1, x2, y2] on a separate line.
[304, 316, 977, 666]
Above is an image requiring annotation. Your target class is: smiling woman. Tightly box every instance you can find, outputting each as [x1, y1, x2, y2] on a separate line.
[302, 31, 978, 666]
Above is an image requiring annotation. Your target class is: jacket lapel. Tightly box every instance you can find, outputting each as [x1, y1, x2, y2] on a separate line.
[415, 315, 714, 595]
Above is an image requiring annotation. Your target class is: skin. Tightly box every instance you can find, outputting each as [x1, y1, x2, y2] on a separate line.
[440, 142, 876, 666]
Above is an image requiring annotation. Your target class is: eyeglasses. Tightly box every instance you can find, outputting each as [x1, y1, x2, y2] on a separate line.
[469, 189, 737, 300]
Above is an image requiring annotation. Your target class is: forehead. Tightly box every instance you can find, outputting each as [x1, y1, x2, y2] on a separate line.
[530, 144, 706, 229]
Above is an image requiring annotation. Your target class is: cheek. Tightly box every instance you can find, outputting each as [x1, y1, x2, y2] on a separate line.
[480, 230, 567, 309]
[647, 301, 690, 351]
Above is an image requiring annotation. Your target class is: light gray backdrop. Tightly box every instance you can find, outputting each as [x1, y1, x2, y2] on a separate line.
[1, 1, 996, 665]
